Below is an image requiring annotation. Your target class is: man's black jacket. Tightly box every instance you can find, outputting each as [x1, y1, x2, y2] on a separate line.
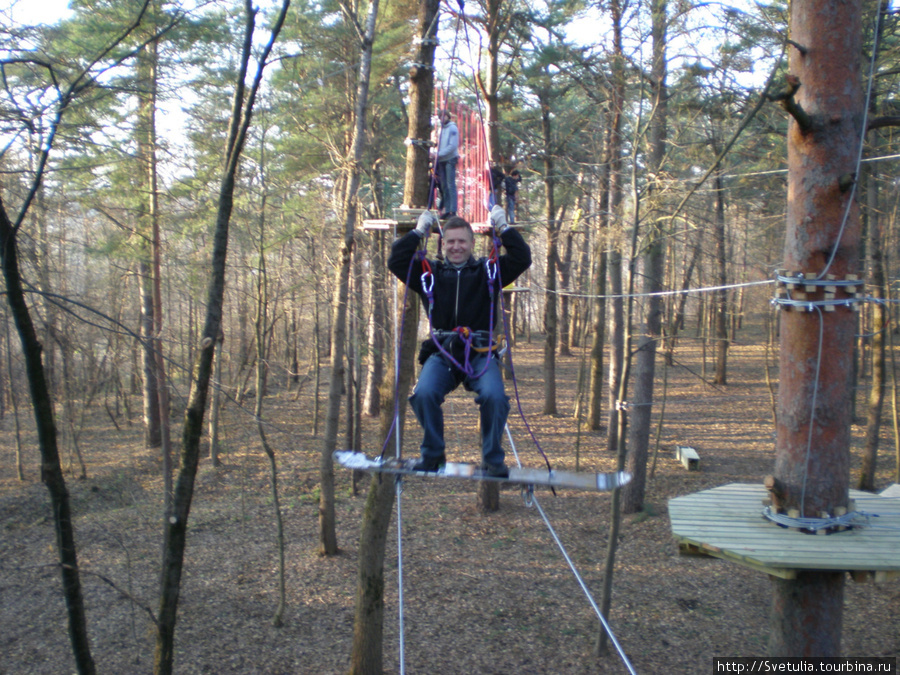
[387, 227, 531, 362]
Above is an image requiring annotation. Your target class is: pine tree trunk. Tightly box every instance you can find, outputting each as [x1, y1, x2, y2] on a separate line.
[769, 0, 862, 656]
[350, 0, 437, 666]
[604, 14, 626, 450]
[622, 0, 667, 515]
[713, 170, 729, 385]
[587, 132, 611, 431]
[859, 166, 885, 491]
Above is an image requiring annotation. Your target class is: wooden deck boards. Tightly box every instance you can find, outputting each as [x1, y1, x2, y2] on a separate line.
[669, 483, 900, 580]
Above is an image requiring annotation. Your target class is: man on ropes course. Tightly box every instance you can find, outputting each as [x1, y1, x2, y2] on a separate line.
[387, 206, 531, 478]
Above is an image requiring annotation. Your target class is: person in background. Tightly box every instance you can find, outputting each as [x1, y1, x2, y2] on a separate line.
[504, 169, 521, 224]
[486, 163, 505, 210]
[436, 110, 459, 219]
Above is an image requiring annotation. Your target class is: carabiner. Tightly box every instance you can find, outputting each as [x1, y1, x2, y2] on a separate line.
[485, 258, 498, 282]
[421, 271, 434, 295]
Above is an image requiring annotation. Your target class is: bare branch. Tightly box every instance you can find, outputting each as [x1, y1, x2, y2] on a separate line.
[867, 115, 900, 132]
[767, 74, 812, 131]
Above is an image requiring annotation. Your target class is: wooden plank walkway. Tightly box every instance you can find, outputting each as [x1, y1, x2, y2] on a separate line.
[669, 483, 900, 581]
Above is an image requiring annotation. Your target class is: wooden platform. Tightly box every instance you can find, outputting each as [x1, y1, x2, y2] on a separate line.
[669, 483, 900, 581]
[362, 207, 500, 235]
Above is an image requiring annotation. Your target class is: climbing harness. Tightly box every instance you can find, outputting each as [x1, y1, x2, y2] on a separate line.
[417, 251, 499, 379]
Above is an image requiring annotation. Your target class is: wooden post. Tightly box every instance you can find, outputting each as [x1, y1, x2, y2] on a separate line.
[770, 0, 862, 657]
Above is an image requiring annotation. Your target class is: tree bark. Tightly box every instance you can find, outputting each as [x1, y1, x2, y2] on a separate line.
[319, 0, 381, 556]
[540, 88, 559, 416]
[154, 3, 289, 671]
[859, 163, 885, 491]
[604, 9, 626, 451]
[859, 4, 889, 490]
[0, 197, 96, 674]
[402, 0, 440, 206]
[253, 202, 287, 626]
[350, 2, 437, 668]
[586, 126, 611, 431]
[712, 169, 729, 385]
[769, 0, 862, 657]
[622, 0, 667, 515]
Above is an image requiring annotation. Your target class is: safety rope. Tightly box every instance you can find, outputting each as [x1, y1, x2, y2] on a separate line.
[505, 426, 637, 674]
[391, 235, 407, 675]
[817, 1, 884, 281]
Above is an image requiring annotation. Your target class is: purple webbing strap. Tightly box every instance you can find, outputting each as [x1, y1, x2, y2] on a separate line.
[492, 232, 555, 476]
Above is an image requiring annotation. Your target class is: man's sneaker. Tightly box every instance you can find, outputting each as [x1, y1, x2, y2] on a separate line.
[482, 463, 509, 479]
[412, 456, 446, 473]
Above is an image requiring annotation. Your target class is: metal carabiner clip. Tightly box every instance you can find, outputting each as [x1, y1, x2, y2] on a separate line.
[485, 258, 498, 282]
[421, 271, 434, 295]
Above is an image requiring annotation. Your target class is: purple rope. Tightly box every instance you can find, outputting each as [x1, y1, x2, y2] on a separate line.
[494, 251, 554, 475]
[378, 248, 428, 462]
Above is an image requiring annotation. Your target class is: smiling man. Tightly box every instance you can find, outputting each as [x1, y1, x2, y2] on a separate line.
[387, 206, 532, 476]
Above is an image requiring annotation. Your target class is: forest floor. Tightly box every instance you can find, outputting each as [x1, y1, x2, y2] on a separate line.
[1, 319, 899, 674]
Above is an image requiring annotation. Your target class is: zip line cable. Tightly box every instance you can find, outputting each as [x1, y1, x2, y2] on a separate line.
[505, 426, 637, 674]
[533, 278, 775, 301]
[392, 238, 407, 675]
[817, 0, 883, 281]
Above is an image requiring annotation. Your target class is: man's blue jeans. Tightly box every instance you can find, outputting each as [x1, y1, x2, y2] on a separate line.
[409, 352, 509, 467]
[437, 157, 458, 215]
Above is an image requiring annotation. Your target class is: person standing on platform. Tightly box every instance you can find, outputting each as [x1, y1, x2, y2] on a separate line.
[486, 163, 505, 210]
[504, 169, 521, 224]
[436, 110, 459, 219]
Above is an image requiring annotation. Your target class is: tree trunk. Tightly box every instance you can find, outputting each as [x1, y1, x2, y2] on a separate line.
[622, 0, 667, 515]
[541, 89, 559, 416]
[769, 0, 862, 656]
[364, 233, 386, 416]
[586, 127, 612, 431]
[858, 6, 889, 490]
[319, 0, 380, 557]
[604, 11, 626, 451]
[253, 202, 287, 626]
[712, 169, 729, 385]
[208, 330, 224, 466]
[558, 230, 574, 357]
[136, 37, 161, 452]
[859, 162, 885, 491]
[140, 34, 174, 509]
[154, 4, 289, 671]
[139, 255, 161, 448]
[350, 299, 419, 673]
[402, 0, 440, 206]
[0, 197, 96, 674]
[596, 0, 628, 654]
[350, 1, 437, 668]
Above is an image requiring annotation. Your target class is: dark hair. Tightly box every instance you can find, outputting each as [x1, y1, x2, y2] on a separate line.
[443, 216, 474, 238]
